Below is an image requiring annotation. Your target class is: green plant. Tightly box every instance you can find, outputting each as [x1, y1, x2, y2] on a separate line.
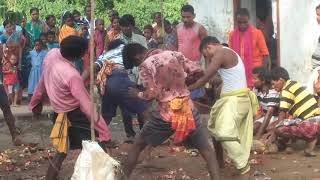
[0, 0, 187, 29]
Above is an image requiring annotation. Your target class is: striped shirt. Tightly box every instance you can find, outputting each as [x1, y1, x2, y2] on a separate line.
[280, 80, 320, 119]
[254, 88, 280, 115]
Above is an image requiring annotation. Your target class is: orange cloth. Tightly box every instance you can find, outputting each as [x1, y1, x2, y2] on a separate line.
[107, 29, 121, 42]
[59, 25, 80, 44]
[96, 61, 115, 95]
[169, 97, 196, 143]
[229, 27, 269, 68]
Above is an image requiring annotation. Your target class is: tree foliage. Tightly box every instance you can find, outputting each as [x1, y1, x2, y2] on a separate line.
[0, 0, 187, 29]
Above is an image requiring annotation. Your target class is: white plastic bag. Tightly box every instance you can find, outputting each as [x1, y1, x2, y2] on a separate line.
[71, 140, 120, 180]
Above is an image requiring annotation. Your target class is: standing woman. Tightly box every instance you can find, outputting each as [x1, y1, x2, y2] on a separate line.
[106, 16, 121, 48]
[26, 7, 46, 49]
[59, 11, 83, 73]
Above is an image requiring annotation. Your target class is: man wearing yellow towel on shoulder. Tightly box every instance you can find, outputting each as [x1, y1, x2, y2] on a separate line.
[189, 36, 258, 179]
[121, 43, 220, 180]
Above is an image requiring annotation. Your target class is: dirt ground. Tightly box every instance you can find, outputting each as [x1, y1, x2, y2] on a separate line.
[0, 114, 320, 180]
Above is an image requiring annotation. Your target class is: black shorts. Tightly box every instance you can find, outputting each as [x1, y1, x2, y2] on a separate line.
[0, 84, 9, 109]
[52, 108, 96, 150]
[140, 110, 209, 149]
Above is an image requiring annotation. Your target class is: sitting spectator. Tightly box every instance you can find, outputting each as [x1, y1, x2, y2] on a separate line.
[269, 67, 320, 157]
[252, 67, 279, 139]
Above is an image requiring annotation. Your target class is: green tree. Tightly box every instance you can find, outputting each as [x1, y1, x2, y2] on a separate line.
[0, 0, 187, 29]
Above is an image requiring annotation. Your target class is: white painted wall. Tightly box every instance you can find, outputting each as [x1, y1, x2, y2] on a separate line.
[188, 0, 319, 84]
[279, 0, 320, 83]
[189, 0, 234, 43]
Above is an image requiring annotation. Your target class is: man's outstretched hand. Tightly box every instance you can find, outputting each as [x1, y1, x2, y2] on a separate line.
[32, 103, 43, 116]
[128, 87, 139, 98]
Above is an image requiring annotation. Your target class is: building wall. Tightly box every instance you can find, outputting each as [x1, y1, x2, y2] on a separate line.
[189, 0, 234, 43]
[279, 0, 319, 83]
[189, 0, 319, 84]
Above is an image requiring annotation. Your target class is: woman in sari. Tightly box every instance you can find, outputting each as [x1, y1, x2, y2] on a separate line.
[59, 11, 83, 73]
[106, 16, 121, 48]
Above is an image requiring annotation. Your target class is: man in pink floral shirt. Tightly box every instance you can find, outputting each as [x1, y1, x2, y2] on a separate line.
[121, 43, 220, 180]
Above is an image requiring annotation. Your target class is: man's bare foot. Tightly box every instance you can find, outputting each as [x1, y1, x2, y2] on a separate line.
[285, 146, 294, 154]
[304, 149, 317, 157]
[12, 136, 23, 146]
[238, 172, 250, 180]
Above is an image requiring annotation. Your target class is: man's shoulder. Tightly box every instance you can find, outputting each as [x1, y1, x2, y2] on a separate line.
[133, 33, 146, 41]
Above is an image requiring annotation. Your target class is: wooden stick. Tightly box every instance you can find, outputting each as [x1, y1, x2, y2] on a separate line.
[161, 0, 165, 43]
[89, 0, 96, 141]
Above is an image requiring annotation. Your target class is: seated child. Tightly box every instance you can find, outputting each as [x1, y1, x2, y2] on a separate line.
[252, 67, 280, 139]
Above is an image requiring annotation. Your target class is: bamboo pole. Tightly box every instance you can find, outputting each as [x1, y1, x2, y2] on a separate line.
[161, 0, 165, 43]
[90, 0, 95, 141]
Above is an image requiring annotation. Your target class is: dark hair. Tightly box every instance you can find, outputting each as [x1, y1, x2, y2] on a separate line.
[143, 24, 153, 32]
[40, 32, 47, 37]
[84, 5, 91, 12]
[34, 39, 43, 46]
[164, 19, 171, 27]
[45, 15, 55, 22]
[181, 4, 195, 14]
[153, 12, 162, 19]
[62, 11, 73, 23]
[95, 18, 104, 25]
[47, 31, 55, 36]
[172, 21, 179, 26]
[316, 4, 320, 10]
[60, 36, 88, 60]
[122, 14, 136, 27]
[111, 16, 120, 23]
[72, 10, 81, 16]
[122, 43, 147, 69]
[199, 36, 220, 51]
[252, 67, 271, 83]
[270, 67, 290, 81]
[3, 19, 13, 27]
[119, 15, 131, 27]
[30, 7, 39, 14]
[109, 10, 119, 17]
[222, 43, 229, 47]
[107, 39, 124, 51]
[236, 8, 250, 18]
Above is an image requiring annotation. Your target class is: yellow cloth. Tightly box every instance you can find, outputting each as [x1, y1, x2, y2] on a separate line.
[209, 88, 257, 174]
[50, 113, 71, 153]
[59, 25, 80, 44]
[169, 97, 195, 143]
